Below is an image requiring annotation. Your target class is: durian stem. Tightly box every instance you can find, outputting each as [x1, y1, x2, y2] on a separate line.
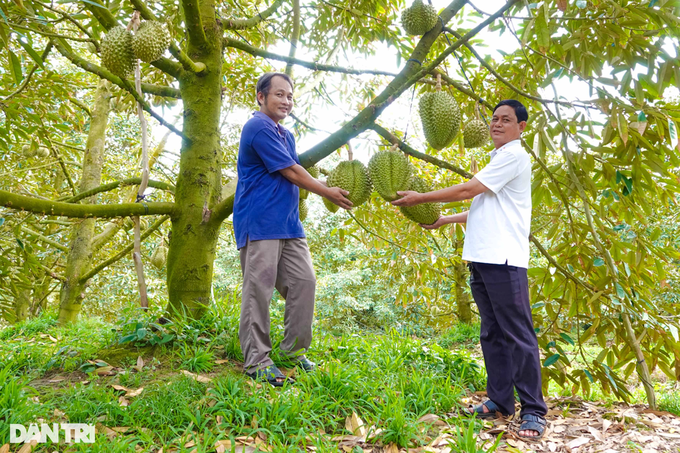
[346, 142, 354, 161]
[435, 73, 442, 91]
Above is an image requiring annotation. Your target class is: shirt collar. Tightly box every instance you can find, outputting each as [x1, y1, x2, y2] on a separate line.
[253, 111, 288, 136]
[488, 139, 521, 159]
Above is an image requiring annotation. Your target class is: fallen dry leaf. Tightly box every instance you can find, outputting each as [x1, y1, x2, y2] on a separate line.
[180, 370, 212, 383]
[0, 444, 9, 453]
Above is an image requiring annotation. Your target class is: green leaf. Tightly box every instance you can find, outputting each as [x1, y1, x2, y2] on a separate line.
[615, 282, 626, 299]
[119, 334, 137, 344]
[543, 354, 560, 367]
[8, 49, 23, 84]
[17, 38, 44, 69]
[584, 369, 594, 382]
[75, 0, 110, 9]
[0, 218, 4, 227]
[559, 333, 575, 346]
[593, 258, 605, 267]
[136, 327, 147, 340]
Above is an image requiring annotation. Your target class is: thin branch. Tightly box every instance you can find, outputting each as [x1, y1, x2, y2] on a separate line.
[79, 215, 169, 283]
[181, 0, 208, 46]
[1, 43, 53, 103]
[20, 226, 70, 252]
[118, 78, 184, 137]
[210, 194, 235, 225]
[9, 21, 95, 42]
[430, 69, 493, 110]
[347, 211, 431, 256]
[41, 129, 77, 195]
[64, 178, 175, 203]
[369, 123, 474, 180]
[285, 0, 300, 76]
[36, 1, 97, 40]
[0, 190, 175, 219]
[445, 28, 596, 110]
[223, 37, 398, 77]
[68, 97, 92, 117]
[221, 0, 285, 30]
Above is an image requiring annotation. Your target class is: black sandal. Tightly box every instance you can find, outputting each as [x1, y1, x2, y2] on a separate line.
[246, 365, 294, 387]
[517, 414, 546, 440]
[467, 399, 507, 419]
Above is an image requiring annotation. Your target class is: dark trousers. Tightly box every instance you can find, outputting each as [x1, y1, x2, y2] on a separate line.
[469, 262, 547, 418]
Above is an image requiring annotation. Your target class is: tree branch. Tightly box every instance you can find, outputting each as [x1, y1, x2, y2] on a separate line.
[368, 123, 473, 179]
[20, 226, 70, 252]
[223, 37, 398, 77]
[285, 0, 300, 76]
[0, 190, 175, 219]
[221, 0, 285, 30]
[210, 194, 235, 225]
[298, 0, 517, 167]
[181, 0, 208, 46]
[79, 215, 169, 283]
[64, 178, 175, 203]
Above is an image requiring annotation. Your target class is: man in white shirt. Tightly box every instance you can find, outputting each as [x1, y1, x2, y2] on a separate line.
[392, 100, 547, 439]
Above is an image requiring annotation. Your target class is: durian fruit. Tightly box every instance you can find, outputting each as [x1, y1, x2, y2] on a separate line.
[326, 160, 373, 208]
[132, 21, 171, 63]
[463, 107, 490, 149]
[399, 177, 441, 225]
[101, 26, 135, 77]
[299, 198, 308, 221]
[300, 165, 320, 199]
[401, 0, 438, 36]
[151, 245, 168, 270]
[368, 146, 414, 202]
[22, 144, 37, 158]
[323, 198, 339, 213]
[37, 147, 50, 159]
[419, 75, 461, 150]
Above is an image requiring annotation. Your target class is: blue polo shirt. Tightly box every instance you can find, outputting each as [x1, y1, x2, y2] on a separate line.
[233, 111, 304, 249]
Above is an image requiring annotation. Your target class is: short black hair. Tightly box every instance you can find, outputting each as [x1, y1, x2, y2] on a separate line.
[255, 72, 294, 106]
[492, 100, 528, 123]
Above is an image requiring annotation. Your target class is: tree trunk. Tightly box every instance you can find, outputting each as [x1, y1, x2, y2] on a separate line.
[58, 81, 110, 325]
[13, 287, 31, 323]
[165, 17, 223, 319]
[452, 256, 472, 324]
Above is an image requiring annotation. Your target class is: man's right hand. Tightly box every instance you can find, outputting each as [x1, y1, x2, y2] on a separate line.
[420, 216, 448, 230]
[325, 187, 353, 210]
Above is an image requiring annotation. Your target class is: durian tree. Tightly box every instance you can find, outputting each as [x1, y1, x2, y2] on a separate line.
[1, 0, 680, 407]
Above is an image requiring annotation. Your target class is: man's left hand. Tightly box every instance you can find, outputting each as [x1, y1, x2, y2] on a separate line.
[391, 191, 422, 207]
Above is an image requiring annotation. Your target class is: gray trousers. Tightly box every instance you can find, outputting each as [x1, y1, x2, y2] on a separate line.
[239, 238, 316, 373]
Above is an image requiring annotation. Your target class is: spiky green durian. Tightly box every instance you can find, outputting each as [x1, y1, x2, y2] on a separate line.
[401, 0, 438, 36]
[101, 26, 135, 77]
[132, 21, 171, 63]
[368, 149, 413, 201]
[419, 90, 461, 150]
[399, 177, 441, 225]
[151, 245, 168, 269]
[327, 160, 373, 208]
[464, 119, 490, 148]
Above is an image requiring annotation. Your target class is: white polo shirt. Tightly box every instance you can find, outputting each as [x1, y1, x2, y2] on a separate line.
[462, 139, 532, 268]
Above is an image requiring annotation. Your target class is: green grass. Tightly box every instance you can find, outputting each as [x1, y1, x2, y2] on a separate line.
[437, 322, 481, 349]
[659, 389, 680, 416]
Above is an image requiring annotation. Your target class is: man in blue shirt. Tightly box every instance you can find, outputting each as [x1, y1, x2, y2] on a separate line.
[233, 72, 352, 386]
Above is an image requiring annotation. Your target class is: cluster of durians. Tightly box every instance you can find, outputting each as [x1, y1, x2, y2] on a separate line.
[316, 149, 440, 226]
[22, 141, 50, 159]
[419, 78, 490, 151]
[101, 22, 171, 77]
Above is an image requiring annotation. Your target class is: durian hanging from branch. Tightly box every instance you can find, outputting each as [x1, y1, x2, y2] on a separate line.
[399, 177, 441, 226]
[463, 103, 490, 149]
[419, 73, 461, 150]
[101, 21, 171, 77]
[401, 0, 438, 36]
[323, 141, 373, 213]
[368, 143, 414, 202]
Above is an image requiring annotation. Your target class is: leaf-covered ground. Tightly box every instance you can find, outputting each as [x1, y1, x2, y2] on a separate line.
[1, 305, 679, 453]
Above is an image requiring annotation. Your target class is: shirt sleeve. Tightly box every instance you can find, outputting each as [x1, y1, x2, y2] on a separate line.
[474, 151, 519, 194]
[251, 127, 297, 174]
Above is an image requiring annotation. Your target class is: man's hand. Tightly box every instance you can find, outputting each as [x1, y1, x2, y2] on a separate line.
[391, 190, 422, 207]
[419, 216, 448, 230]
[325, 187, 353, 210]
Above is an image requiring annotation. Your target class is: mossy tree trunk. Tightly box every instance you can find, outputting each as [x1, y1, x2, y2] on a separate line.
[165, 2, 223, 319]
[452, 258, 472, 324]
[58, 80, 111, 325]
